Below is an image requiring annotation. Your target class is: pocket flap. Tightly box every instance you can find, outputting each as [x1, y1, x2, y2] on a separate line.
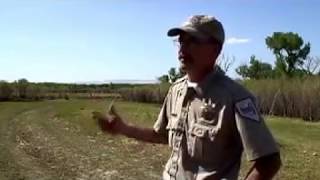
[190, 124, 209, 138]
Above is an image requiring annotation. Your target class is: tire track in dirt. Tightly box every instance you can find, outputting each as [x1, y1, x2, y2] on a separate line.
[1, 101, 167, 180]
[2, 103, 121, 180]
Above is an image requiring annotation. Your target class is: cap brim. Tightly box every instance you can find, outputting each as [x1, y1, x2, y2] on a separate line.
[167, 28, 184, 37]
[167, 27, 208, 40]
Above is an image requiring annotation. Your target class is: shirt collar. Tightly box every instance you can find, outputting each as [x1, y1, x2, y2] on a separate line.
[186, 65, 225, 96]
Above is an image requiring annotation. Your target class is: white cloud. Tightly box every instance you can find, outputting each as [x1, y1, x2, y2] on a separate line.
[226, 37, 251, 44]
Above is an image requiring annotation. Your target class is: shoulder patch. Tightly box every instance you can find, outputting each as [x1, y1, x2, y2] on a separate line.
[235, 98, 260, 122]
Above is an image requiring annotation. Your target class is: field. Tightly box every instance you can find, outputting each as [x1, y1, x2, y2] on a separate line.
[0, 99, 319, 180]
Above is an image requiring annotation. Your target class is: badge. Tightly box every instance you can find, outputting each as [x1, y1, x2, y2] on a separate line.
[235, 98, 260, 122]
[200, 98, 216, 120]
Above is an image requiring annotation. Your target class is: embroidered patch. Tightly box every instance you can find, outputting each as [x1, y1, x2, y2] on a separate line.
[235, 98, 260, 122]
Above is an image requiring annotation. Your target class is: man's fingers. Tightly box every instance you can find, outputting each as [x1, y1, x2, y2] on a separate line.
[92, 111, 100, 119]
[107, 99, 120, 117]
[109, 105, 118, 116]
[107, 99, 115, 112]
[92, 111, 106, 121]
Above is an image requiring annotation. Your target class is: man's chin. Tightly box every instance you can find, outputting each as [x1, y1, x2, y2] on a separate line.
[180, 64, 192, 73]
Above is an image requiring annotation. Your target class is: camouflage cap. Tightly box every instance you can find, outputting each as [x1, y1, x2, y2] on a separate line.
[167, 15, 225, 44]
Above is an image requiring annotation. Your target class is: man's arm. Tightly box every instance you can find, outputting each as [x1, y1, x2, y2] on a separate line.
[119, 123, 168, 144]
[92, 106, 168, 144]
[245, 153, 282, 180]
[234, 97, 282, 179]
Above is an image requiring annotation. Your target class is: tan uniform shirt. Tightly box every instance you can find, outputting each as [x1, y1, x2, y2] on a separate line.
[153, 67, 279, 180]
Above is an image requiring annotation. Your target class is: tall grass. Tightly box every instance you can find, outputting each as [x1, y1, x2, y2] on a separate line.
[243, 76, 320, 121]
[118, 83, 170, 104]
[117, 77, 320, 122]
[2, 76, 319, 121]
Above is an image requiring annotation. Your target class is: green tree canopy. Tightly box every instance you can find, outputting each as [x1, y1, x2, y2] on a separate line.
[157, 75, 169, 84]
[158, 67, 185, 84]
[266, 32, 311, 77]
[0, 81, 13, 100]
[236, 55, 274, 79]
[16, 78, 29, 99]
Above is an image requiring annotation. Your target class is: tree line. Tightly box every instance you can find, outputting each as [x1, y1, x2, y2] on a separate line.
[159, 32, 319, 82]
[236, 32, 319, 79]
[1, 31, 320, 121]
[0, 79, 146, 101]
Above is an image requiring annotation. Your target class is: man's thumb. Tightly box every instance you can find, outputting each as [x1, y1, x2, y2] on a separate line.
[109, 105, 119, 116]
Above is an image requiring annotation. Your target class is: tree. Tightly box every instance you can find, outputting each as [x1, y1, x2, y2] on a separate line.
[0, 81, 13, 100]
[26, 84, 41, 100]
[301, 56, 320, 75]
[16, 78, 29, 99]
[168, 67, 178, 83]
[158, 75, 169, 83]
[169, 67, 186, 83]
[236, 55, 274, 79]
[158, 67, 185, 84]
[217, 54, 235, 73]
[266, 32, 311, 77]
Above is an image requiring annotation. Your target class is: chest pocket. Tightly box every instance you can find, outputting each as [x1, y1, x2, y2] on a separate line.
[188, 123, 221, 162]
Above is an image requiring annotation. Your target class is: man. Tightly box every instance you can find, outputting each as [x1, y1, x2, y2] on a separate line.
[92, 15, 281, 180]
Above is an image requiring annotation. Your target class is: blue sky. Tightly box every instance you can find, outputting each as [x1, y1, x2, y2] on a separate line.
[0, 0, 319, 83]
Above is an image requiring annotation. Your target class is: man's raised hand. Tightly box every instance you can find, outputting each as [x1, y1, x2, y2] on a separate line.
[92, 102, 125, 134]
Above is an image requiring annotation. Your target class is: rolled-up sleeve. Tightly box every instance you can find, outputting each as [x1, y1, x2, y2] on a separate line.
[153, 89, 171, 137]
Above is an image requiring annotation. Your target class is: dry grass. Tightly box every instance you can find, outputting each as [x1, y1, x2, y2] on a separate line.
[0, 100, 319, 180]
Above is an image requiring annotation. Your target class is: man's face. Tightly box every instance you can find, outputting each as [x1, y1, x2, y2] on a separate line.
[176, 33, 219, 75]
